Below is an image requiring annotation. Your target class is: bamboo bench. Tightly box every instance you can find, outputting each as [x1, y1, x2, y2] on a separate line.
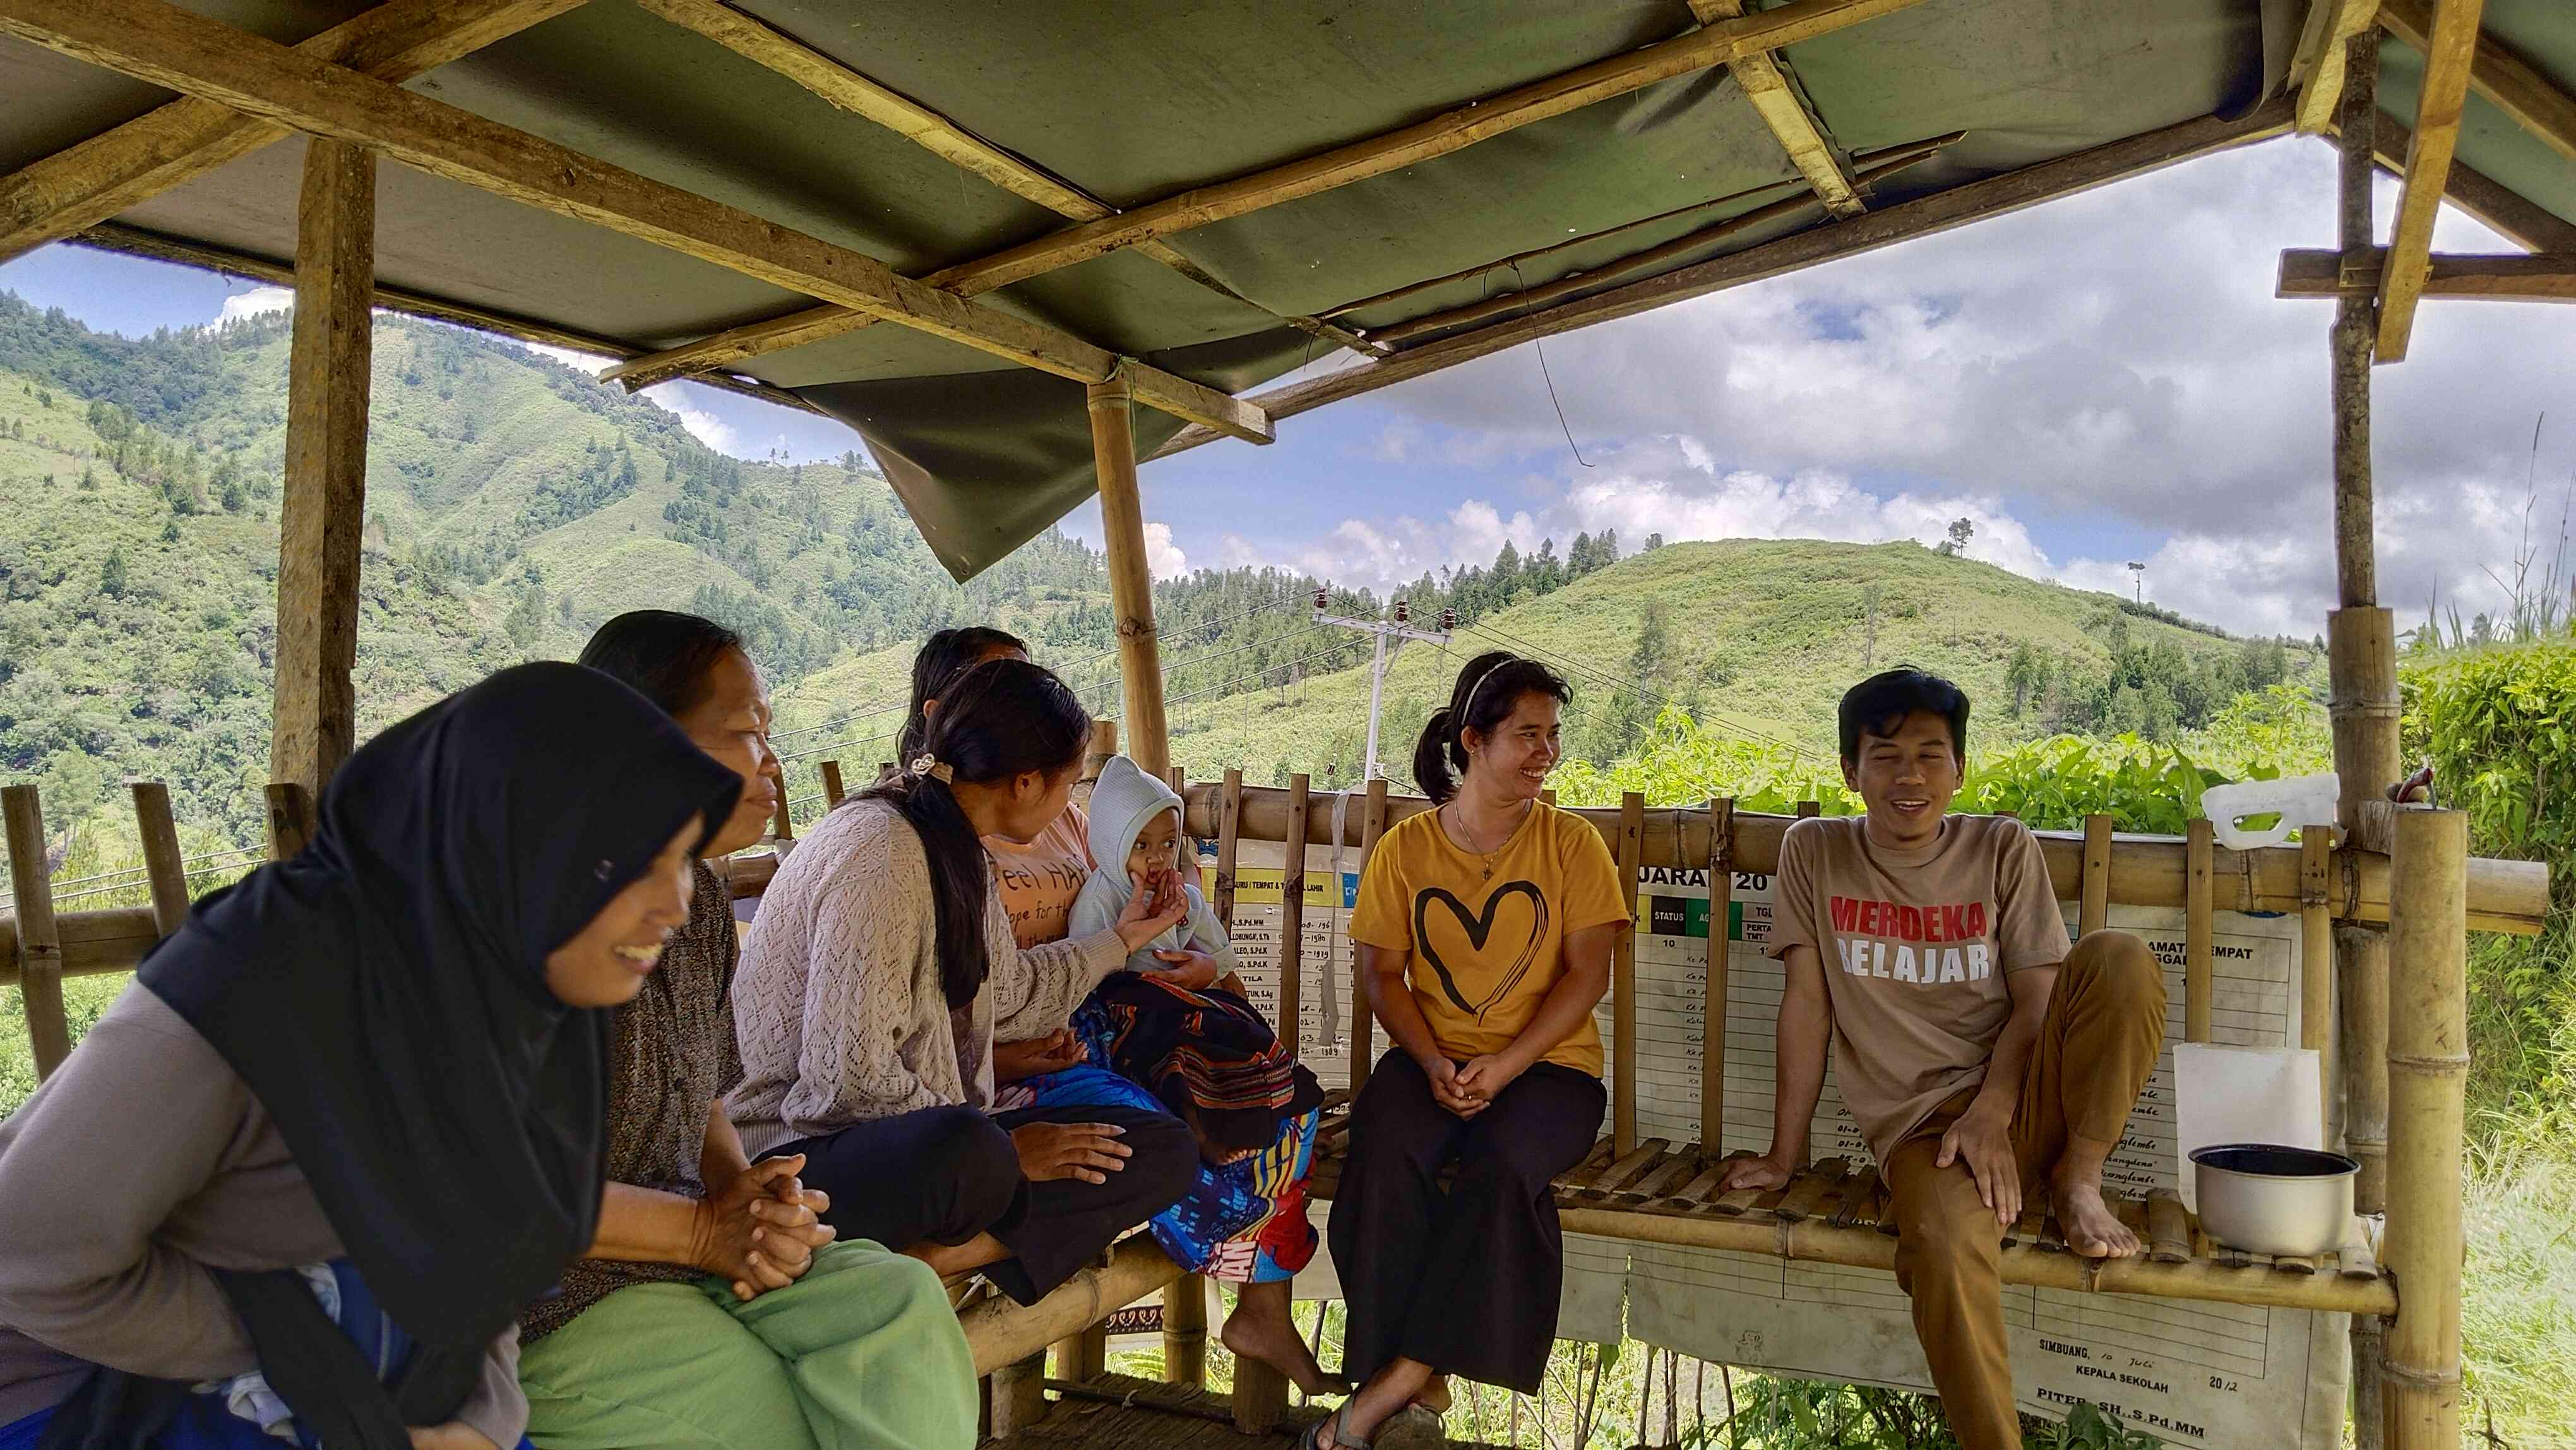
[0, 757, 2541, 1435]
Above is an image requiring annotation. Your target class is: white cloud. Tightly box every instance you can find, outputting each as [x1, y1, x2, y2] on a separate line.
[639, 383, 744, 455]
[217, 285, 293, 323]
[1199, 137, 2568, 637]
[1143, 521, 1189, 580]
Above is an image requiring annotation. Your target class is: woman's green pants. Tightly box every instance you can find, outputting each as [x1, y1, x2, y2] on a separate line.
[520, 1240, 977, 1450]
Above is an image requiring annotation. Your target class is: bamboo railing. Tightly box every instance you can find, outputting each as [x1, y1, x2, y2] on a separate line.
[0, 755, 2512, 1439]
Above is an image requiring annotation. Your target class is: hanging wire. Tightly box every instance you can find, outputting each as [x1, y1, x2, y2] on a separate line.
[1513, 260, 1593, 469]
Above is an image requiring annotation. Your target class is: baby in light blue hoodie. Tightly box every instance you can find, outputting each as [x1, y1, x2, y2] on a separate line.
[1067, 755, 1236, 984]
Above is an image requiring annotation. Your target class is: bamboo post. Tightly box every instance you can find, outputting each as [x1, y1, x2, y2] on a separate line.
[2302, 827, 2338, 1132]
[1702, 797, 1734, 1153]
[989, 1353, 1049, 1437]
[1, 785, 71, 1080]
[1232, 1348, 1291, 1435]
[2382, 807, 2467, 1450]
[1350, 777, 1389, 1094]
[265, 781, 316, 861]
[1087, 371, 1169, 779]
[1160, 765, 1208, 1389]
[2186, 818, 2215, 1042]
[1279, 774, 1310, 1061]
[1160, 1275, 1206, 1389]
[1225, 770, 1290, 1434]
[1613, 792, 1644, 1156]
[1796, 800, 1820, 820]
[818, 760, 845, 808]
[1213, 769, 1243, 929]
[130, 781, 190, 938]
[2330, 42, 2398, 1450]
[1049, 1326, 1107, 1385]
[2080, 813, 2114, 938]
[770, 793, 794, 842]
[270, 139, 374, 799]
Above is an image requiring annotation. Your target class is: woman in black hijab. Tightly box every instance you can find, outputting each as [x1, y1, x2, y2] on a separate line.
[0, 662, 741, 1449]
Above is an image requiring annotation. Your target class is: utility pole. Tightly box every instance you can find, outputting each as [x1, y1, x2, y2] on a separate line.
[1861, 584, 1881, 671]
[2128, 560, 2146, 604]
[1312, 589, 1453, 782]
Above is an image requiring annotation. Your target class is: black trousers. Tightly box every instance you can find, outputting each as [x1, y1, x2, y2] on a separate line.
[780, 1101, 1197, 1305]
[1327, 1051, 1605, 1394]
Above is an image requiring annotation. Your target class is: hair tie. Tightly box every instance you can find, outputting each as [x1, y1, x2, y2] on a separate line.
[909, 753, 955, 784]
[1457, 656, 1513, 727]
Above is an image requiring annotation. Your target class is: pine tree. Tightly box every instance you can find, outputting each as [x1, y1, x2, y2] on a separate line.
[98, 547, 129, 598]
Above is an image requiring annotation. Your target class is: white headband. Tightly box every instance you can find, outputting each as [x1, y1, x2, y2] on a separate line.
[1457, 656, 1514, 731]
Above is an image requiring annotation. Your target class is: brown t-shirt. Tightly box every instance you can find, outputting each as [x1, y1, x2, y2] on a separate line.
[1769, 815, 2073, 1162]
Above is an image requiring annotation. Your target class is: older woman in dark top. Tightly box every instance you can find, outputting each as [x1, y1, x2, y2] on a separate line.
[511, 613, 975, 1450]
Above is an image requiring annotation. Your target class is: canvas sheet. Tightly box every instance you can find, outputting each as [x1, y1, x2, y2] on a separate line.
[1208, 829, 2348, 1447]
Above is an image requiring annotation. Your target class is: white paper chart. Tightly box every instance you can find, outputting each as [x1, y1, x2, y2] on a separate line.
[1208, 829, 2344, 1448]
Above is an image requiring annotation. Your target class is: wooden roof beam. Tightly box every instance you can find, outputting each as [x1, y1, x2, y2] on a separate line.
[1690, 0, 1863, 218]
[0, 0, 1270, 443]
[1, 0, 587, 265]
[2348, 113, 2576, 252]
[68, 221, 827, 414]
[2294, 0, 2384, 136]
[2279, 247, 2576, 302]
[2375, 0, 2487, 362]
[2379, 0, 2576, 162]
[1151, 98, 2296, 459]
[621, 0, 1378, 362]
[600, 0, 1933, 389]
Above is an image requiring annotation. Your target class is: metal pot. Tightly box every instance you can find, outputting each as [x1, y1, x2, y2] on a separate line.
[2189, 1144, 2359, 1257]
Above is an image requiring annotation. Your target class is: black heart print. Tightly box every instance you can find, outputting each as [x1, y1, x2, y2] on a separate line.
[1413, 881, 1549, 1022]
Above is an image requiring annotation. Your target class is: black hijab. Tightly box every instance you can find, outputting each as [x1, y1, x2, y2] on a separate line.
[114, 663, 740, 1441]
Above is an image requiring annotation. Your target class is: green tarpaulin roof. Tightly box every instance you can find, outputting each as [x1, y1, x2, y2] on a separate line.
[5, 0, 2568, 577]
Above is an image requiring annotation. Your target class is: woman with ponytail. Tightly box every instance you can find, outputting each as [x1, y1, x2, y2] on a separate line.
[725, 659, 1200, 1306]
[1313, 652, 1629, 1450]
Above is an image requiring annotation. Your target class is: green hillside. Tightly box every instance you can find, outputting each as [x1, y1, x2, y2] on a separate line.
[1162, 537, 2318, 789]
[0, 293, 1111, 849]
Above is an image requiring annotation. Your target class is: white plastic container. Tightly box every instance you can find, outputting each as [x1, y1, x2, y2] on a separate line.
[2198, 772, 2340, 850]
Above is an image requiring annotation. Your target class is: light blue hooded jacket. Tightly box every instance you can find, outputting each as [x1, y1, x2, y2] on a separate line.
[1066, 755, 1237, 977]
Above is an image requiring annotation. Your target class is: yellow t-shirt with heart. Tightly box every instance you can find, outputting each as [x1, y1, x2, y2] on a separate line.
[1349, 800, 1630, 1076]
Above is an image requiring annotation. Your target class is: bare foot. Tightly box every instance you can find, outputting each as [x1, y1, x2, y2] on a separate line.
[2051, 1169, 2141, 1259]
[1412, 1375, 1451, 1413]
[1222, 1295, 1349, 1396]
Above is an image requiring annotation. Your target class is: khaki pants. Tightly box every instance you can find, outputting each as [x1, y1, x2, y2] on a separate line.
[1881, 930, 2166, 1450]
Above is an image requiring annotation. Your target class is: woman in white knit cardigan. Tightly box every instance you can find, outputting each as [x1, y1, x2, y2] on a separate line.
[727, 658, 1201, 1304]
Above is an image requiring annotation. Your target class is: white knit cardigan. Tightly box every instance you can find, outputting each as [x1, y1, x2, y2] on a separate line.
[727, 797, 1130, 1157]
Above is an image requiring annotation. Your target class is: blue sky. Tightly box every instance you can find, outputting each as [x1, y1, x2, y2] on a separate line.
[6, 133, 2565, 639]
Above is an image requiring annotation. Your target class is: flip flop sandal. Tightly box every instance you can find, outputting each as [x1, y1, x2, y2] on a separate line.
[1300, 1408, 1372, 1450]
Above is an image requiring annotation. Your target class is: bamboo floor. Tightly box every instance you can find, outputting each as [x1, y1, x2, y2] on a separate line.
[990, 1374, 1508, 1449]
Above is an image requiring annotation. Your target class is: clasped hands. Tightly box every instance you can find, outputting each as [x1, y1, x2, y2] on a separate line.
[1421, 1052, 1529, 1118]
[691, 1153, 836, 1302]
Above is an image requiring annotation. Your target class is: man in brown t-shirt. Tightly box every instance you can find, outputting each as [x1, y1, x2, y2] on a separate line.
[1718, 669, 2166, 1450]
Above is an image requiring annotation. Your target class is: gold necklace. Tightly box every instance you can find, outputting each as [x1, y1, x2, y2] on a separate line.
[1444, 799, 1527, 858]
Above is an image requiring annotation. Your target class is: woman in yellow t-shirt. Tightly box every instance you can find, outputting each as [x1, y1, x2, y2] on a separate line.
[1315, 652, 1629, 1450]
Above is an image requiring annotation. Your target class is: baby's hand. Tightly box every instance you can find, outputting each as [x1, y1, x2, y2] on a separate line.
[1150, 949, 1222, 990]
